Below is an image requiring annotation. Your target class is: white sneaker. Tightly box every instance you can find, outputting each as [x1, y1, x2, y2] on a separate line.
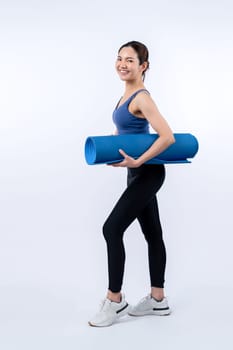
[129, 295, 171, 316]
[89, 294, 130, 327]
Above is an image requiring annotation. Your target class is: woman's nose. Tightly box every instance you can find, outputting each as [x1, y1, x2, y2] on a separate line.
[120, 61, 127, 68]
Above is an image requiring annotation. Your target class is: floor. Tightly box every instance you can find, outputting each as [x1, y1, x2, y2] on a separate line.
[0, 284, 232, 350]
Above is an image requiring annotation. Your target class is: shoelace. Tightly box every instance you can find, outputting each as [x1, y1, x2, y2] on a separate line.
[99, 298, 111, 311]
[138, 294, 151, 304]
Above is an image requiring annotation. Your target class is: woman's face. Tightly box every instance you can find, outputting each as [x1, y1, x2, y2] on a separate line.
[115, 46, 146, 82]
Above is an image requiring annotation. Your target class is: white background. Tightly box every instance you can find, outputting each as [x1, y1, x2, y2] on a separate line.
[0, 0, 233, 348]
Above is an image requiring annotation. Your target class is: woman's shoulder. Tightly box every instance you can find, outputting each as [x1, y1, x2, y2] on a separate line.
[133, 88, 151, 104]
[134, 88, 150, 97]
[132, 89, 157, 114]
[130, 88, 150, 103]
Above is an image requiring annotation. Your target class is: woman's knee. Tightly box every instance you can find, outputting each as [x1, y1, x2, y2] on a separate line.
[103, 218, 115, 241]
[102, 217, 122, 242]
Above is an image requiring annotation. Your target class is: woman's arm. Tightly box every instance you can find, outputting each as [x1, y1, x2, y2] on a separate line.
[112, 93, 175, 168]
[133, 92, 175, 166]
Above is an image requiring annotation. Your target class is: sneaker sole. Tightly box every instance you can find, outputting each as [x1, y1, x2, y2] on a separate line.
[128, 309, 171, 317]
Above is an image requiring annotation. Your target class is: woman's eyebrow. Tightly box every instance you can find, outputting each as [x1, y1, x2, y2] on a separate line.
[117, 55, 136, 60]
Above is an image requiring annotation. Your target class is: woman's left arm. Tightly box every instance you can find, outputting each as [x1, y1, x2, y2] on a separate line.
[133, 93, 175, 166]
[112, 93, 175, 168]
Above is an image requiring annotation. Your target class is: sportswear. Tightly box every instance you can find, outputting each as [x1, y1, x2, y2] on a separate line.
[112, 89, 149, 134]
[129, 295, 170, 316]
[88, 294, 130, 327]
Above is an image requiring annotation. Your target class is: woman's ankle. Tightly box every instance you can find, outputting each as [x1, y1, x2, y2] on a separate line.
[107, 290, 121, 303]
[151, 287, 164, 301]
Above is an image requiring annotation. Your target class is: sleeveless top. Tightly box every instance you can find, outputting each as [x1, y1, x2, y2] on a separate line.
[112, 89, 149, 135]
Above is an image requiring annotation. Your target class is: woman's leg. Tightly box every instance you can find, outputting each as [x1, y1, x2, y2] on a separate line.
[103, 164, 165, 294]
[137, 197, 166, 300]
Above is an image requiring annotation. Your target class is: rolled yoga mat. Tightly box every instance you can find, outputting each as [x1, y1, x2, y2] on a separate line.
[84, 133, 199, 165]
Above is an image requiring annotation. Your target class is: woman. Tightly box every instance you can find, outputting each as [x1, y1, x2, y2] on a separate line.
[89, 41, 175, 327]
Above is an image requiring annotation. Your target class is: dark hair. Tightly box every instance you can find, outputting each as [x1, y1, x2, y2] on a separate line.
[118, 41, 150, 80]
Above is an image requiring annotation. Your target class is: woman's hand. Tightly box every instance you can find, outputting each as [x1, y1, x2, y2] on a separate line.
[108, 149, 141, 168]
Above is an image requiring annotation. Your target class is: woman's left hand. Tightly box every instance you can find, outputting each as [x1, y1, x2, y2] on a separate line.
[108, 149, 141, 168]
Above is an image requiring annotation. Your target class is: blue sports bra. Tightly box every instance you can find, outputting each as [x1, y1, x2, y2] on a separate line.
[112, 89, 149, 135]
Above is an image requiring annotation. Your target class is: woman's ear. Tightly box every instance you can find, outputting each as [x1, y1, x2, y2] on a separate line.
[141, 61, 148, 74]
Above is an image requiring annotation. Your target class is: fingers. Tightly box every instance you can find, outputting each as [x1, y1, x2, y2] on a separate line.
[107, 161, 123, 166]
[118, 149, 128, 158]
[107, 149, 132, 167]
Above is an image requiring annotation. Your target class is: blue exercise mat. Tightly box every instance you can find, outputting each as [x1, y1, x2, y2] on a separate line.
[84, 133, 198, 165]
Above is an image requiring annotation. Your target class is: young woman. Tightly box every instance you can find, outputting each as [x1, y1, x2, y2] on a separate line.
[89, 41, 175, 327]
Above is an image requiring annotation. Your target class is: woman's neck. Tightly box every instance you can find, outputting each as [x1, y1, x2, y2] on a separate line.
[123, 81, 145, 96]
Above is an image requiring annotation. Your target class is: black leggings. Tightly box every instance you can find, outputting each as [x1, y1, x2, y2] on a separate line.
[103, 164, 166, 293]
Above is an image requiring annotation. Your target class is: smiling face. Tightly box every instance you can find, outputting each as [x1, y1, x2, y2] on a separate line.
[115, 46, 147, 82]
